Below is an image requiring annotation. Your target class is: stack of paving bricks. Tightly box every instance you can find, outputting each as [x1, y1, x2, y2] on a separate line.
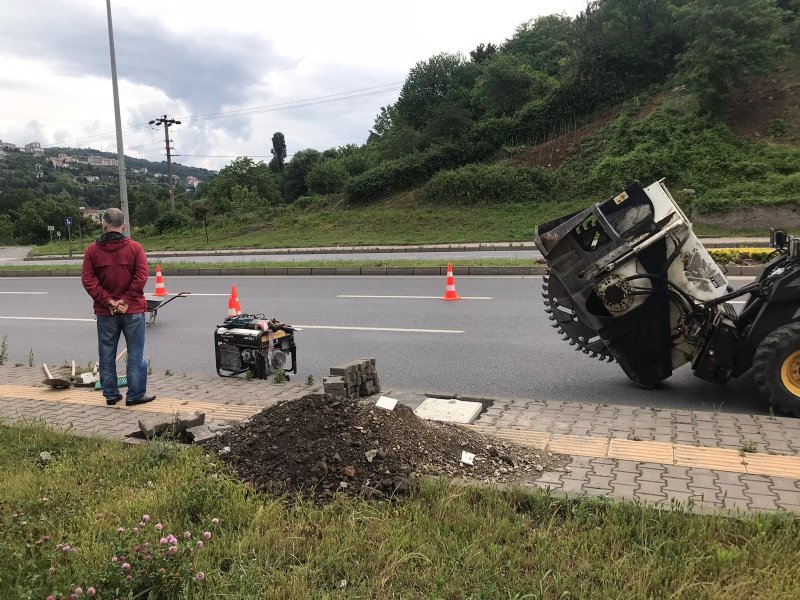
[323, 358, 380, 399]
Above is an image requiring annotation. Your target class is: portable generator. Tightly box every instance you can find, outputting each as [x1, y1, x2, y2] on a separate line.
[214, 314, 297, 379]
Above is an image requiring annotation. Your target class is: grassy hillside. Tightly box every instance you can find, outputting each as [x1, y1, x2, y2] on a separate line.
[14, 1, 800, 251]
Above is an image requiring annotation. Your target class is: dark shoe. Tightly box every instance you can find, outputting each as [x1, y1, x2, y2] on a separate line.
[126, 394, 156, 407]
[106, 395, 123, 406]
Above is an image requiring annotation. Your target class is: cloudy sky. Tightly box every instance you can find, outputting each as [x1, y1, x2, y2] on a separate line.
[0, 0, 587, 170]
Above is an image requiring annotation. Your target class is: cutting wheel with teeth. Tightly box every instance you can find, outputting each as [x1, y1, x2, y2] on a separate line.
[542, 270, 615, 362]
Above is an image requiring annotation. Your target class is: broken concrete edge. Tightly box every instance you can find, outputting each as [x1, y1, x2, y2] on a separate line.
[135, 411, 206, 440]
[0, 264, 765, 277]
[424, 391, 495, 412]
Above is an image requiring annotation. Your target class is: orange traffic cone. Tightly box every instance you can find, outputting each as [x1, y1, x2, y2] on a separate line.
[153, 264, 168, 296]
[230, 285, 242, 315]
[226, 296, 237, 318]
[441, 263, 461, 301]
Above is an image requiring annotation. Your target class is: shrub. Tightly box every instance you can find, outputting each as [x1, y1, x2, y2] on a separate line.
[154, 213, 192, 234]
[708, 248, 773, 264]
[345, 143, 480, 204]
[421, 164, 554, 205]
[306, 160, 349, 195]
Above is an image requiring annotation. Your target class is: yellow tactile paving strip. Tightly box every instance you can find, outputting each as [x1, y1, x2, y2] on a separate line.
[0, 384, 261, 421]
[469, 425, 800, 479]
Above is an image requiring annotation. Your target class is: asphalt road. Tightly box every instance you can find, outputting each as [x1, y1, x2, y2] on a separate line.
[0, 275, 767, 415]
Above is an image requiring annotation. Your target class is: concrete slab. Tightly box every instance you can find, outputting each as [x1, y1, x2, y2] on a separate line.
[414, 398, 482, 424]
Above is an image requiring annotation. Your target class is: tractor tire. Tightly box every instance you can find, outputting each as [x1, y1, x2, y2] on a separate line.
[753, 322, 800, 418]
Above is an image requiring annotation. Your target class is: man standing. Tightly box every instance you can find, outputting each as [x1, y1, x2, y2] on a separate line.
[82, 208, 155, 406]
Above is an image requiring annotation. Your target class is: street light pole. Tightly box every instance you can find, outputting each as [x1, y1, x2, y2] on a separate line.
[105, 0, 131, 236]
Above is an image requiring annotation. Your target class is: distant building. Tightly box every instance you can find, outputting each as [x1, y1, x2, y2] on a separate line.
[82, 208, 103, 223]
[186, 176, 201, 189]
[84, 175, 100, 182]
[0, 140, 17, 151]
[50, 153, 73, 168]
[132, 167, 148, 175]
[87, 155, 118, 167]
[24, 141, 44, 154]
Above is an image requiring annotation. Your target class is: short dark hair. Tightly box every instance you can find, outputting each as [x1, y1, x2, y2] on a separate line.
[102, 208, 125, 228]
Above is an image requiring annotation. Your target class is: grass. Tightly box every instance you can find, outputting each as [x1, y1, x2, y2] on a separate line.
[0, 250, 772, 273]
[3, 421, 800, 599]
[28, 197, 590, 256]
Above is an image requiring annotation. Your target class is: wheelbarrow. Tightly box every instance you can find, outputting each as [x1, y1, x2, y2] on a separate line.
[144, 291, 189, 325]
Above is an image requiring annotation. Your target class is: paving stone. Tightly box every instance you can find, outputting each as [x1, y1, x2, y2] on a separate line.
[746, 493, 779, 512]
[535, 472, 564, 485]
[586, 475, 613, 490]
[743, 480, 776, 496]
[610, 483, 639, 499]
[639, 468, 667, 483]
[664, 477, 692, 494]
[772, 488, 800, 507]
[769, 478, 800, 492]
[612, 471, 639, 486]
[560, 479, 587, 494]
[562, 467, 591, 481]
[717, 483, 749, 500]
[614, 460, 641, 473]
[721, 497, 751, 513]
[637, 480, 666, 496]
[715, 471, 744, 485]
[590, 462, 615, 477]
[688, 471, 718, 489]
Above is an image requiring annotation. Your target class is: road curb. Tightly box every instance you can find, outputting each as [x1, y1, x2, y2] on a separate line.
[0, 264, 764, 277]
[26, 242, 539, 261]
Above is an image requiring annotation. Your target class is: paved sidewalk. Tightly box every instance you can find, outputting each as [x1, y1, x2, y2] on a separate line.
[2, 364, 799, 514]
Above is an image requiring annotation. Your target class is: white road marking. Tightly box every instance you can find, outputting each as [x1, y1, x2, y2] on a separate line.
[338, 294, 492, 300]
[0, 315, 463, 334]
[729, 300, 747, 304]
[294, 324, 463, 334]
[0, 291, 48, 295]
[0, 316, 94, 322]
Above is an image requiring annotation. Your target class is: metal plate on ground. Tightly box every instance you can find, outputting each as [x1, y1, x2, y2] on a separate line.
[413, 398, 482, 424]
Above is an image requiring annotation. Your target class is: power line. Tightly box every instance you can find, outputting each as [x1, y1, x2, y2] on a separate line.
[51, 82, 401, 148]
[178, 83, 401, 123]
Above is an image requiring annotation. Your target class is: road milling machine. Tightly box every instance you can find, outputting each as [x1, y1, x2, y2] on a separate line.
[534, 180, 800, 417]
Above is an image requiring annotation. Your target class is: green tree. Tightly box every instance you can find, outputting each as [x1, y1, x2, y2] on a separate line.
[269, 132, 287, 172]
[12, 194, 81, 244]
[372, 105, 398, 136]
[469, 42, 498, 64]
[503, 14, 573, 76]
[394, 52, 474, 130]
[674, 0, 788, 113]
[0, 188, 42, 215]
[281, 149, 322, 202]
[306, 160, 349, 195]
[473, 53, 557, 116]
[0, 213, 14, 244]
[204, 157, 281, 213]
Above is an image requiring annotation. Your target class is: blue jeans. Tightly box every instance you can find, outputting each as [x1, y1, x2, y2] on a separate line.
[97, 313, 148, 402]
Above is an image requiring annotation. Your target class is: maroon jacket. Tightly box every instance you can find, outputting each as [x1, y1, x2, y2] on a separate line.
[82, 232, 149, 316]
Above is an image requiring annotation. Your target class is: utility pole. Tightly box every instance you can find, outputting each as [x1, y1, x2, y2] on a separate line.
[105, 0, 131, 236]
[149, 115, 181, 212]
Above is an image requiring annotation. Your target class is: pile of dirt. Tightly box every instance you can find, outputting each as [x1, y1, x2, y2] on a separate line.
[207, 394, 566, 502]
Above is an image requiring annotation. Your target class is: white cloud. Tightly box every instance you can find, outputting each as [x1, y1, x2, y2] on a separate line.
[0, 0, 587, 170]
